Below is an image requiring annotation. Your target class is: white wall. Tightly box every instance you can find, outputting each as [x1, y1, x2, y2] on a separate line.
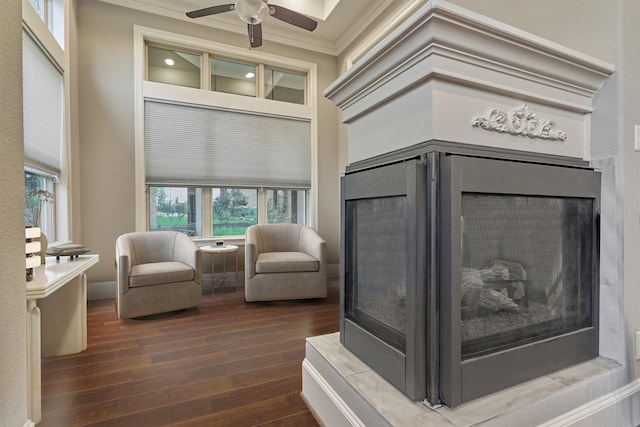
[0, 0, 29, 425]
[76, 1, 340, 284]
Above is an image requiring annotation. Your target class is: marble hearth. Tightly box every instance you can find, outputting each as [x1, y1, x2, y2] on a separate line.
[302, 333, 622, 426]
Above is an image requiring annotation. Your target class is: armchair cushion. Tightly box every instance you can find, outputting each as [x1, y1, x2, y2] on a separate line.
[129, 261, 195, 287]
[255, 252, 319, 274]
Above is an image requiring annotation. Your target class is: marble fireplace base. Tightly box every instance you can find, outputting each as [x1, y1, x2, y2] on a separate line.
[302, 333, 636, 426]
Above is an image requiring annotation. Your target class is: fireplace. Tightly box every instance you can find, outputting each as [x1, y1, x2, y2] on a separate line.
[341, 145, 600, 407]
[320, 0, 612, 412]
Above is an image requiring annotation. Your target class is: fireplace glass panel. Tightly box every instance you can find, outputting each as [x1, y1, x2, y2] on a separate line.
[460, 194, 594, 359]
[345, 196, 408, 351]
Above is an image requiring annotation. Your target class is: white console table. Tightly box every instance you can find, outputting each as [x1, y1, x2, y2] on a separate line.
[26, 254, 99, 424]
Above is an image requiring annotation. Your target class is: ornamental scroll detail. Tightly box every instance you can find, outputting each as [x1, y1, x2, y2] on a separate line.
[472, 104, 567, 141]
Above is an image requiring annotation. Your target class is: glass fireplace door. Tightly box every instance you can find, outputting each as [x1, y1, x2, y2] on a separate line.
[440, 154, 600, 407]
[460, 194, 594, 359]
[346, 196, 408, 351]
[341, 159, 427, 400]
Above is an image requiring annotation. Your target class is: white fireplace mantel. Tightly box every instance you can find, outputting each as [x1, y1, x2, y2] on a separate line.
[324, 0, 614, 164]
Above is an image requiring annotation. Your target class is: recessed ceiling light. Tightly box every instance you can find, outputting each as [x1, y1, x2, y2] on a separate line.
[245, 72, 255, 79]
[164, 58, 175, 66]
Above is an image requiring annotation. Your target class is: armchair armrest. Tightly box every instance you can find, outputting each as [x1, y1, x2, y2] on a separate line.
[298, 226, 327, 275]
[173, 233, 197, 268]
[173, 233, 201, 284]
[117, 255, 131, 295]
[245, 243, 257, 279]
[194, 249, 202, 285]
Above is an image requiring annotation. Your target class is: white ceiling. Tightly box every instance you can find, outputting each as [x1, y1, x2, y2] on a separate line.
[97, 0, 396, 55]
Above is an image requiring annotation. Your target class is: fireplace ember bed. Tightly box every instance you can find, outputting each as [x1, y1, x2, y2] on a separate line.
[341, 143, 600, 407]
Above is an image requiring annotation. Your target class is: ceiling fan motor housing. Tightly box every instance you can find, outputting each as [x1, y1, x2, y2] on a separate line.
[235, 0, 269, 24]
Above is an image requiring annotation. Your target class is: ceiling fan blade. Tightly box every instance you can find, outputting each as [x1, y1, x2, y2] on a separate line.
[248, 23, 263, 48]
[269, 5, 317, 31]
[186, 4, 235, 19]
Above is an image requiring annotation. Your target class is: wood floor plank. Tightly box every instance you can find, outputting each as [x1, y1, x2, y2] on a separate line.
[38, 278, 338, 426]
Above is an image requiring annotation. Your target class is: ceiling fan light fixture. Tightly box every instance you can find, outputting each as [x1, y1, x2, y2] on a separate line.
[235, 0, 269, 25]
[186, 1, 317, 49]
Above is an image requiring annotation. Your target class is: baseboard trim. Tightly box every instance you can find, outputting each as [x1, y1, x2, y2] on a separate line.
[88, 281, 115, 300]
[327, 263, 339, 278]
[540, 378, 640, 426]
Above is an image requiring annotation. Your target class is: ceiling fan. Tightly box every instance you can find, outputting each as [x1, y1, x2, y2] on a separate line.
[186, 0, 318, 48]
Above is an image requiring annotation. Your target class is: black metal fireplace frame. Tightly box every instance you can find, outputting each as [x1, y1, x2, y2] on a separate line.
[340, 141, 600, 407]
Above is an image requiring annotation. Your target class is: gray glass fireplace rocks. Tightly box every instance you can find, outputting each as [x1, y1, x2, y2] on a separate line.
[341, 144, 600, 407]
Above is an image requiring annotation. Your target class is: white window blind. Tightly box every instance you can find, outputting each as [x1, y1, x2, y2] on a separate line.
[144, 100, 311, 188]
[22, 30, 64, 175]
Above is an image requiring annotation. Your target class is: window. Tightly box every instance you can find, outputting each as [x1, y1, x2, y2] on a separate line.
[145, 42, 307, 105]
[149, 186, 306, 237]
[211, 58, 256, 97]
[24, 170, 56, 239]
[136, 28, 317, 237]
[267, 189, 306, 224]
[27, 0, 64, 48]
[28, 0, 43, 16]
[149, 186, 202, 237]
[147, 46, 201, 89]
[213, 188, 257, 236]
[265, 68, 305, 104]
[23, 29, 64, 242]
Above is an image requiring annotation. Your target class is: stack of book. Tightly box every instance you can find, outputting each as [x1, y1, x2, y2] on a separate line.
[47, 243, 90, 259]
[25, 227, 41, 281]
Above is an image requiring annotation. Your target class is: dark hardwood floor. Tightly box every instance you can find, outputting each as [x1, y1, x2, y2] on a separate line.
[39, 278, 339, 427]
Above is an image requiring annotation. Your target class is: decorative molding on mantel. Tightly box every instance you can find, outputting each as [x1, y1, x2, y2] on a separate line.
[325, 0, 615, 122]
[472, 105, 568, 141]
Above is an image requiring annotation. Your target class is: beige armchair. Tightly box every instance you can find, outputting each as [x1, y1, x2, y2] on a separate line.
[116, 231, 202, 319]
[245, 224, 327, 302]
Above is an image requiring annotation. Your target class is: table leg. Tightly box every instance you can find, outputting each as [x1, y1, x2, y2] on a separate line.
[27, 300, 41, 424]
[223, 252, 227, 285]
[211, 253, 215, 297]
[234, 250, 239, 291]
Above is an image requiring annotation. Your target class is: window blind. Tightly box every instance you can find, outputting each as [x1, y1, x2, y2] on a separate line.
[22, 30, 64, 175]
[144, 100, 311, 188]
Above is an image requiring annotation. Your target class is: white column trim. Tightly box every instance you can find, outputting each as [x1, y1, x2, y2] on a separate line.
[301, 359, 366, 427]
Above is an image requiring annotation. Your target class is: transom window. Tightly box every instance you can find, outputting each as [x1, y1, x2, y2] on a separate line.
[265, 68, 305, 104]
[147, 46, 201, 89]
[146, 43, 307, 105]
[27, 0, 64, 48]
[211, 58, 257, 97]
